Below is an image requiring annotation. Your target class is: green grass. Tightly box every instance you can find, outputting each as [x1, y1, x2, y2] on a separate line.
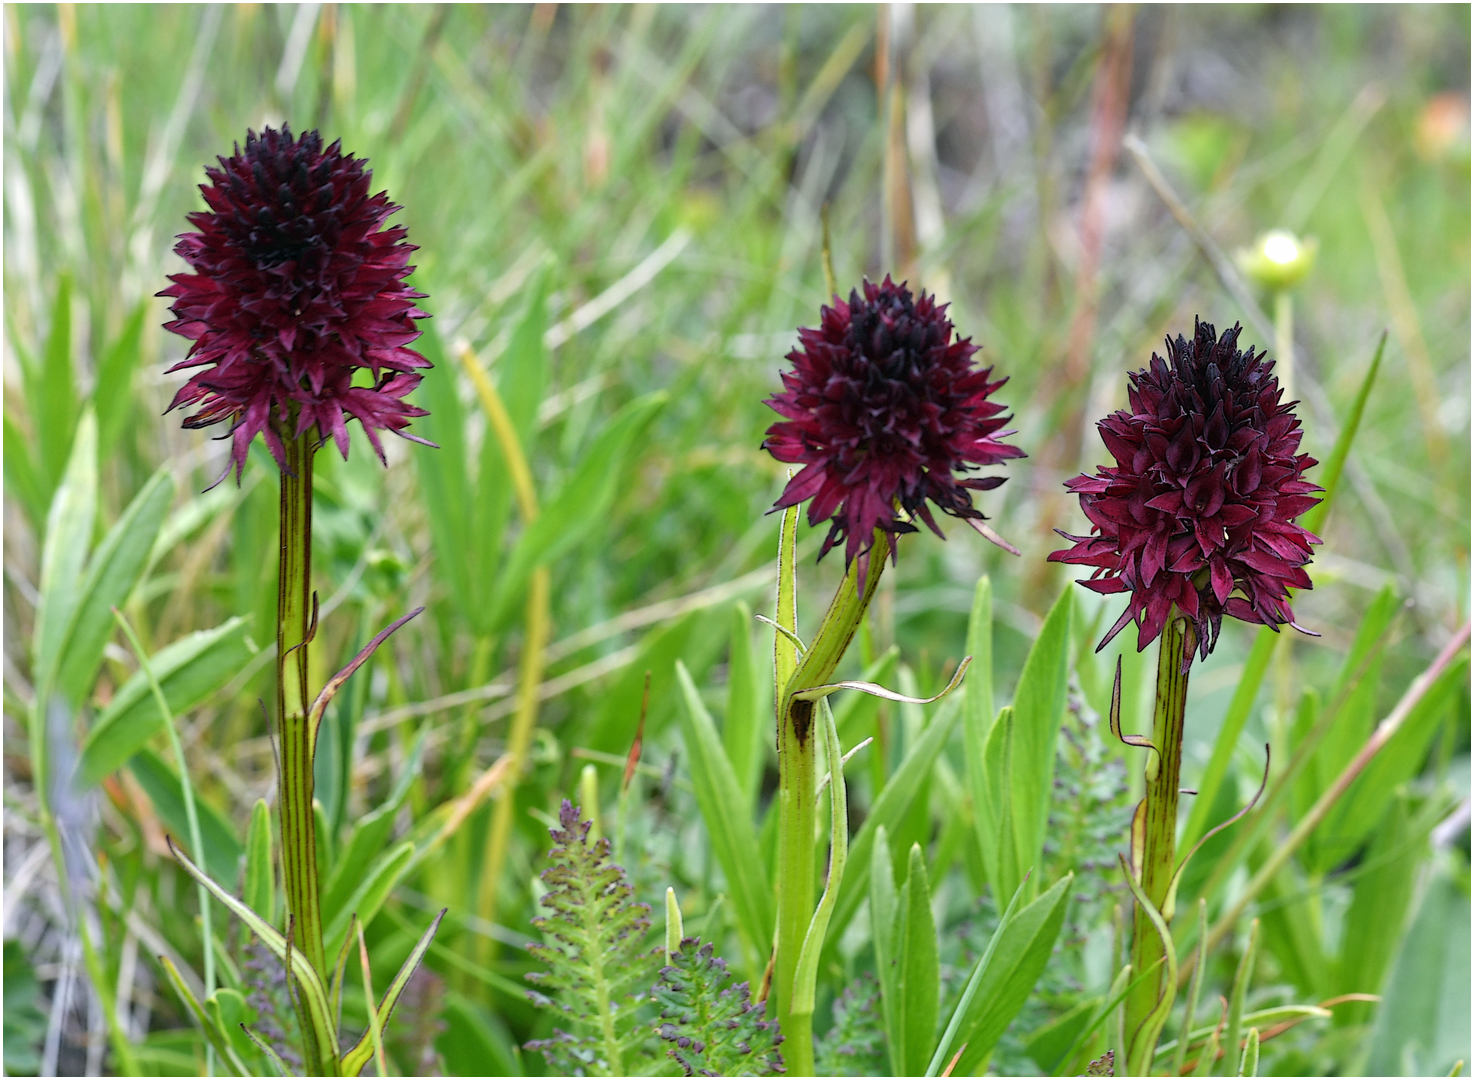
[3, 5, 1468, 1076]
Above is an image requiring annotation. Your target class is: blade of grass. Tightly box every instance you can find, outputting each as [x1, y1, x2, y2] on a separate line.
[111, 608, 214, 1005]
[356, 920, 389, 1078]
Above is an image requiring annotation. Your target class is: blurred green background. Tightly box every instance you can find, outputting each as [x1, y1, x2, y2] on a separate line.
[3, 4, 1468, 1076]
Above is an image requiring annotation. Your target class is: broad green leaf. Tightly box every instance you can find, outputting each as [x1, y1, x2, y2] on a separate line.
[870, 826, 900, 1073]
[80, 617, 256, 786]
[932, 875, 1036, 1075]
[243, 798, 275, 926]
[1001, 587, 1072, 902]
[470, 265, 551, 635]
[321, 729, 428, 933]
[54, 467, 175, 708]
[1318, 658, 1466, 864]
[439, 991, 522, 1077]
[145, 482, 239, 580]
[828, 694, 964, 944]
[33, 411, 98, 698]
[978, 707, 1022, 913]
[129, 748, 242, 884]
[675, 661, 773, 972]
[724, 601, 767, 807]
[413, 328, 476, 624]
[487, 391, 667, 632]
[95, 301, 147, 457]
[1365, 858, 1471, 1077]
[35, 274, 78, 495]
[964, 575, 996, 740]
[894, 844, 939, 1077]
[3, 411, 46, 528]
[949, 872, 1074, 1076]
[322, 841, 415, 961]
[206, 988, 262, 1075]
[1333, 795, 1436, 1026]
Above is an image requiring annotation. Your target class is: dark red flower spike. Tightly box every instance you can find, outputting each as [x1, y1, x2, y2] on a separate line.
[1050, 318, 1321, 658]
[762, 276, 1024, 580]
[160, 125, 432, 484]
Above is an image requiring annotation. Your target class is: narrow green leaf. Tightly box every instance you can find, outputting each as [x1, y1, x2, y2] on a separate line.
[724, 601, 766, 807]
[829, 695, 965, 941]
[774, 502, 800, 703]
[80, 617, 256, 786]
[167, 840, 338, 1073]
[95, 301, 147, 457]
[1223, 919, 1260, 1079]
[894, 845, 940, 1076]
[928, 874, 1032, 1076]
[340, 909, 447, 1077]
[129, 748, 242, 884]
[1182, 629, 1274, 850]
[487, 391, 667, 632]
[1004, 587, 1072, 902]
[948, 872, 1074, 1076]
[870, 825, 901, 1074]
[54, 467, 175, 707]
[1300, 330, 1384, 538]
[322, 842, 415, 961]
[675, 661, 774, 972]
[321, 730, 427, 934]
[36, 274, 78, 495]
[206, 988, 262, 1075]
[244, 799, 275, 927]
[792, 699, 849, 1015]
[158, 957, 250, 1076]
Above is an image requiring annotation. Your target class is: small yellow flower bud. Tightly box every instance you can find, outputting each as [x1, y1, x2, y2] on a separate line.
[1236, 230, 1317, 291]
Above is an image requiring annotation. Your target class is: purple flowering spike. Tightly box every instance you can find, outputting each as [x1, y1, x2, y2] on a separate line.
[1050, 318, 1321, 657]
[762, 276, 1024, 573]
[160, 126, 431, 482]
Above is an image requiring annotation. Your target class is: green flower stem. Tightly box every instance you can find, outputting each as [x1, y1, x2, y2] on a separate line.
[774, 537, 887, 1076]
[1124, 616, 1194, 1069]
[277, 430, 326, 977]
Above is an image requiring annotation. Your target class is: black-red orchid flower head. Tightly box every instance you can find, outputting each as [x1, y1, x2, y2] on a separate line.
[762, 276, 1023, 580]
[160, 125, 432, 484]
[1049, 318, 1320, 657]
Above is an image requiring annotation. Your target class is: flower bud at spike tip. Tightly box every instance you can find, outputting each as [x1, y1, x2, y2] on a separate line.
[762, 276, 1023, 579]
[159, 125, 433, 485]
[1049, 318, 1321, 658]
[1236, 229, 1317, 291]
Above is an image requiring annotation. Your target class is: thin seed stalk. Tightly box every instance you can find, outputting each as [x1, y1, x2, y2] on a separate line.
[277, 430, 326, 977]
[1125, 615, 1194, 1069]
[774, 537, 887, 1076]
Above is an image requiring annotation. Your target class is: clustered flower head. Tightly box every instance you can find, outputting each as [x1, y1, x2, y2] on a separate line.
[161, 125, 431, 483]
[1050, 318, 1320, 657]
[762, 276, 1024, 576]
